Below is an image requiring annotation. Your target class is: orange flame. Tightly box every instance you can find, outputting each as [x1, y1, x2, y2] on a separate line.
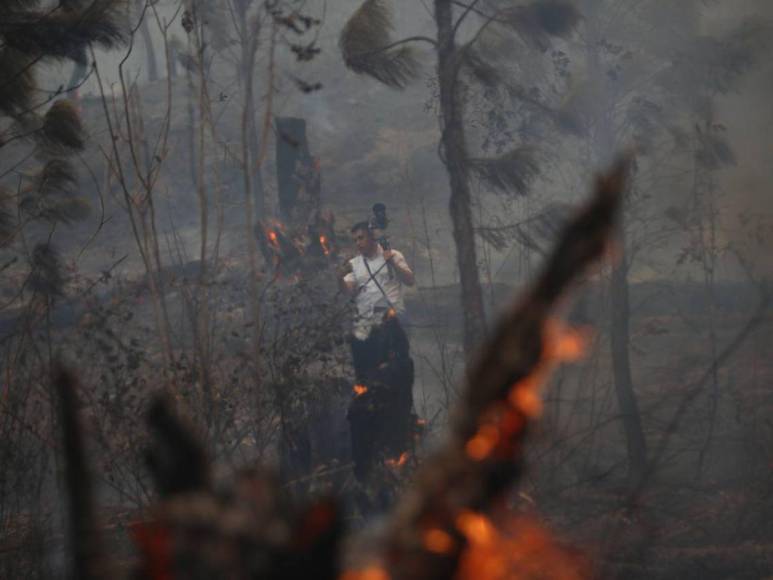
[319, 234, 330, 256]
[465, 320, 591, 462]
[384, 451, 409, 468]
[268, 230, 279, 249]
[544, 320, 589, 362]
[339, 566, 389, 580]
[465, 424, 500, 461]
[456, 511, 497, 545]
[353, 384, 368, 397]
[422, 528, 455, 555]
[454, 511, 588, 580]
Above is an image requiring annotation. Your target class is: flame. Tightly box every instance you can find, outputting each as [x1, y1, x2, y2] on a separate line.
[544, 320, 589, 362]
[319, 234, 330, 256]
[130, 520, 173, 580]
[353, 384, 368, 397]
[422, 528, 455, 554]
[339, 566, 389, 580]
[465, 424, 500, 461]
[465, 320, 591, 462]
[268, 230, 279, 249]
[453, 512, 588, 580]
[456, 511, 497, 545]
[384, 451, 409, 468]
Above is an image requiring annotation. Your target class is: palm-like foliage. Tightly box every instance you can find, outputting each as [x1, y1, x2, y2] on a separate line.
[498, 0, 582, 51]
[468, 147, 540, 196]
[40, 99, 85, 153]
[339, 1, 579, 196]
[339, 0, 421, 89]
[0, 0, 126, 281]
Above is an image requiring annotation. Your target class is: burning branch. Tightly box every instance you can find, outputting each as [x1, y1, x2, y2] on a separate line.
[377, 158, 628, 580]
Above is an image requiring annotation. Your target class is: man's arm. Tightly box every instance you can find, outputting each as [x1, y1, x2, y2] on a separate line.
[339, 261, 357, 294]
[384, 250, 415, 287]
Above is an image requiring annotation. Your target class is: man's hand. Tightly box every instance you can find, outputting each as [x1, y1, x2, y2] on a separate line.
[338, 260, 353, 278]
[383, 250, 415, 286]
[338, 260, 356, 294]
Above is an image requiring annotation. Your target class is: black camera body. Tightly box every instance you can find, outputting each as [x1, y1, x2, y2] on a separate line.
[369, 202, 390, 251]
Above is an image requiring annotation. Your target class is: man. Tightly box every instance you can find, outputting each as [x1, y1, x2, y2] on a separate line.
[341, 221, 414, 346]
[340, 222, 415, 494]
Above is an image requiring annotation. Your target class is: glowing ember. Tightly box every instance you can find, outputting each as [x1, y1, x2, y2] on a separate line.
[454, 512, 588, 580]
[544, 320, 590, 362]
[464, 319, 591, 462]
[422, 528, 455, 554]
[268, 230, 279, 248]
[339, 566, 390, 580]
[353, 384, 368, 397]
[456, 511, 496, 545]
[319, 234, 330, 255]
[510, 387, 543, 418]
[384, 451, 409, 468]
[465, 424, 500, 461]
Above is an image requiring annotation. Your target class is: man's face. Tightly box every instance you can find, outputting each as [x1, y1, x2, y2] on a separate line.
[353, 229, 373, 255]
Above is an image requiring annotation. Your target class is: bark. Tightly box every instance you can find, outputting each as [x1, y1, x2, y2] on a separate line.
[584, 0, 647, 487]
[609, 245, 647, 486]
[434, 0, 487, 355]
[695, 110, 720, 477]
[249, 111, 266, 221]
[185, 65, 197, 189]
[56, 369, 106, 580]
[194, 22, 214, 429]
[237, 0, 265, 221]
[138, 2, 159, 83]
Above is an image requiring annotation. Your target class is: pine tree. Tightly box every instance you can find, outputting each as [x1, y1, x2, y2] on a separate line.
[340, 0, 580, 355]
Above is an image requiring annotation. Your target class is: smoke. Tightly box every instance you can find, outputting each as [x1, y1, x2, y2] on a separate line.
[708, 0, 773, 277]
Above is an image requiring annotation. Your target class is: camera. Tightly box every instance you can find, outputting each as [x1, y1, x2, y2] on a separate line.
[369, 203, 390, 251]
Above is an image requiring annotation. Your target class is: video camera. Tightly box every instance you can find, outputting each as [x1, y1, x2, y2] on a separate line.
[368, 202, 390, 251]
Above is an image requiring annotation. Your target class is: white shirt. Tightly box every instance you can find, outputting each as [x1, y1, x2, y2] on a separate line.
[343, 246, 411, 340]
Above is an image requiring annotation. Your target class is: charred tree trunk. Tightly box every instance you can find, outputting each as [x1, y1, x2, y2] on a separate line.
[56, 370, 106, 580]
[694, 108, 720, 477]
[584, 0, 647, 487]
[249, 110, 266, 221]
[185, 64, 197, 189]
[275, 117, 309, 223]
[138, 2, 159, 83]
[609, 243, 647, 486]
[434, 0, 487, 354]
[237, 0, 265, 222]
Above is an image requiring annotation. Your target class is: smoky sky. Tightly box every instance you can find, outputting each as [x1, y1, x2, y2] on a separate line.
[52, 0, 773, 280]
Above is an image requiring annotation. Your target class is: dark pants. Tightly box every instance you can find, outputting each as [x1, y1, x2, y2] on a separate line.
[348, 317, 414, 482]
